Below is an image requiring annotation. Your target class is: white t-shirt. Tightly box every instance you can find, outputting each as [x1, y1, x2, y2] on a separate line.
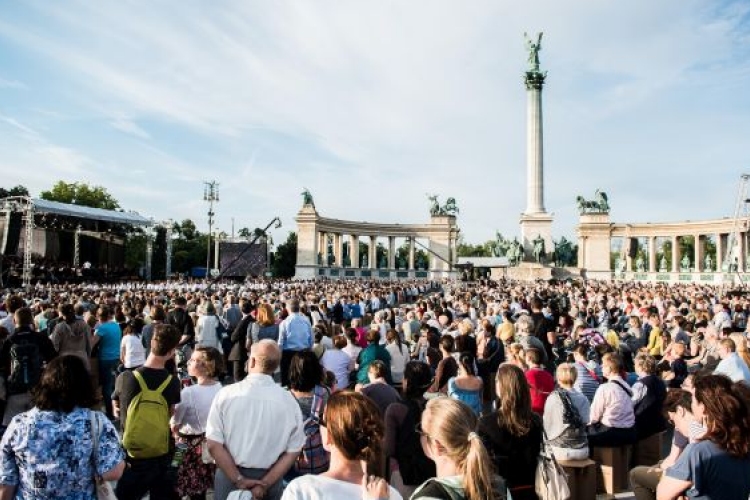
[121, 335, 145, 368]
[281, 474, 403, 500]
[386, 342, 408, 384]
[171, 382, 222, 435]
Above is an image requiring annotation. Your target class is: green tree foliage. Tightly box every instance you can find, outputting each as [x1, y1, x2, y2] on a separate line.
[272, 232, 297, 278]
[0, 185, 29, 198]
[456, 235, 494, 257]
[40, 181, 119, 210]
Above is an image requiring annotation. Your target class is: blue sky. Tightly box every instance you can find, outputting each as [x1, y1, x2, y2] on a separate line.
[0, 0, 749, 245]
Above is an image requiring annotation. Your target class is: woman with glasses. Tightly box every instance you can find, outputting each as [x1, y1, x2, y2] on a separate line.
[411, 397, 506, 500]
[656, 374, 750, 500]
[281, 390, 401, 499]
[170, 346, 224, 500]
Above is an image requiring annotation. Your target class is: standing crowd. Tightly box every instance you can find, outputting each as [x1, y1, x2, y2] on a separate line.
[0, 277, 747, 500]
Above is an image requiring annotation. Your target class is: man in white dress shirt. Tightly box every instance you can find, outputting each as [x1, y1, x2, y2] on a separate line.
[207, 340, 305, 500]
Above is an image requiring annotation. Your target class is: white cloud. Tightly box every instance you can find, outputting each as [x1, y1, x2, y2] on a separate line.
[0, 0, 747, 242]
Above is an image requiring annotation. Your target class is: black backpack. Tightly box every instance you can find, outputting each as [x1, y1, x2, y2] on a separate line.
[8, 333, 43, 393]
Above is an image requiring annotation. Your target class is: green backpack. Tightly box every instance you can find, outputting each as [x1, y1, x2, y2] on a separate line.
[122, 370, 173, 459]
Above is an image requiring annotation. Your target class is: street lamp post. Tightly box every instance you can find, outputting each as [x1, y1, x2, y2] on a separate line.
[204, 181, 219, 277]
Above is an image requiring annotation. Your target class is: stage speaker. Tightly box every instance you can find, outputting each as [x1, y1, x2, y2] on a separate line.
[2, 212, 22, 256]
[628, 238, 638, 259]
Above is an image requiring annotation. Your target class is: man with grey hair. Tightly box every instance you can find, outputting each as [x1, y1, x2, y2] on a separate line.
[277, 299, 312, 386]
[207, 340, 305, 500]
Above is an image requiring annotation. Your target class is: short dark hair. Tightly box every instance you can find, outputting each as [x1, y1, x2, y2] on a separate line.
[439, 335, 454, 353]
[14, 307, 34, 329]
[289, 350, 324, 392]
[33, 355, 95, 412]
[366, 330, 380, 344]
[151, 324, 181, 356]
[403, 361, 432, 399]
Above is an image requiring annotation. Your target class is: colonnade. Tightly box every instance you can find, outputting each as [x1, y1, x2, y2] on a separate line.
[295, 203, 459, 279]
[315, 232, 421, 270]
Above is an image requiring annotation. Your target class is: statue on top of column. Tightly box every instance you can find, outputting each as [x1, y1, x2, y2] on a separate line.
[301, 188, 315, 208]
[524, 32, 543, 72]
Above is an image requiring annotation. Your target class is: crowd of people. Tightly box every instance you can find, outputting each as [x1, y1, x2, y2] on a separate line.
[0, 276, 747, 499]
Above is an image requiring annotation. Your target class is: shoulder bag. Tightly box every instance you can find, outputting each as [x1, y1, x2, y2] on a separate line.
[90, 411, 117, 500]
[535, 428, 571, 500]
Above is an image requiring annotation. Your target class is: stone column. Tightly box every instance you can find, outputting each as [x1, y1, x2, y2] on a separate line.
[409, 237, 416, 270]
[525, 70, 546, 214]
[694, 235, 703, 272]
[349, 235, 359, 269]
[388, 236, 396, 269]
[740, 233, 747, 272]
[333, 233, 343, 267]
[671, 235, 679, 272]
[716, 233, 724, 271]
[648, 236, 657, 273]
[369, 236, 377, 270]
[318, 232, 327, 266]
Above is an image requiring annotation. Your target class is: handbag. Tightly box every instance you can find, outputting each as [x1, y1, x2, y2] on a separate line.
[535, 429, 571, 500]
[90, 411, 117, 500]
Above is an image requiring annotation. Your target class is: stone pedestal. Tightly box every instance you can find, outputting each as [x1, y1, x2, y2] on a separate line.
[577, 213, 612, 273]
[519, 213, 553, 260]
[505, 262, 553, 281]
[294, 205, 320, 279]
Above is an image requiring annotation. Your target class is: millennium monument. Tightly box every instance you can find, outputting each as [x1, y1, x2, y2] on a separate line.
[519, 32, 554, 260]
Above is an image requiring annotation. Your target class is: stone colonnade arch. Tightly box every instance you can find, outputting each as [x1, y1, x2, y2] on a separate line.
[577, 213, 746, 283]
[295, 204, 459, 279]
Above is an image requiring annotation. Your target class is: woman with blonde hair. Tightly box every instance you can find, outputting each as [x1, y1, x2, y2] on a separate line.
[505, 343, 528, 371]
[496, 311, 515, 345]
[543, 363, 590, 460]
[281, 390, 401, 499]
[411, 397, 506, 500]
[728, 332, 750, 370]
[249, 302, 279, 346]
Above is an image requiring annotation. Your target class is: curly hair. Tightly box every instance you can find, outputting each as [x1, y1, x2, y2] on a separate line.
[693, 374, 750, 458]
[33, 355, 95, 412]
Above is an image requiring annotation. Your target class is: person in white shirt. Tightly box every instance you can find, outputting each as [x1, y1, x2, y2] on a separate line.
[385, 329, 409, 384]
[206, 340, 305, 500]
[714, 338, 750, 383]
[120, 318, 146, 369]
[281, 391, 401, 500]
[170, 346, 223, 498]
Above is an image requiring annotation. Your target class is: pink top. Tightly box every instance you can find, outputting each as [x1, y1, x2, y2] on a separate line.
[589, 376, 635, 428]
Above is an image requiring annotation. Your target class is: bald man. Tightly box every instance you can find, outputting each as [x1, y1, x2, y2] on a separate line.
[206, 340, 305, 500]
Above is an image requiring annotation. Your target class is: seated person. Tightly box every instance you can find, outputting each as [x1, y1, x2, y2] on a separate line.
[631, 354, 667, 441]
[629, 389, 693, 500]
[587, 353, 637, 448]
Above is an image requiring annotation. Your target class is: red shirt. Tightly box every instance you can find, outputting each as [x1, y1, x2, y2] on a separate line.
[525, 367, 555, 415]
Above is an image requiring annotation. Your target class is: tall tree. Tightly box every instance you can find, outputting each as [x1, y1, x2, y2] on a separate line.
[0, 185, 29, 198]
[40, 181, 120, 210]
[272, 232, 297, 278]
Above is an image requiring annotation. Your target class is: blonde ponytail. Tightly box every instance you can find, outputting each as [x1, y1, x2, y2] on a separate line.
[463, 432, 498, 500]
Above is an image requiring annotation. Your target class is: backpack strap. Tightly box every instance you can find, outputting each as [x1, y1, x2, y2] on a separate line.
[132, 370, 173, 394]
[132, 370, 149, 393]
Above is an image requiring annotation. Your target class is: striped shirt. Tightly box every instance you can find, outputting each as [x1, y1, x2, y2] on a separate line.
[574, 361, 600, 402]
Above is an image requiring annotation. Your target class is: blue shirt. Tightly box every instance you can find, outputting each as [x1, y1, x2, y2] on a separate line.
[278, 313, 313, 351]
[95, 321, 122, 361]
[666, 440, 750, 500]
[0, 408, 124, 499]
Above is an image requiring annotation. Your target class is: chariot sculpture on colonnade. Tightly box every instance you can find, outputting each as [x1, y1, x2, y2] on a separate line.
[576, 189, 610, 215]
[427, 194, 459, 217]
